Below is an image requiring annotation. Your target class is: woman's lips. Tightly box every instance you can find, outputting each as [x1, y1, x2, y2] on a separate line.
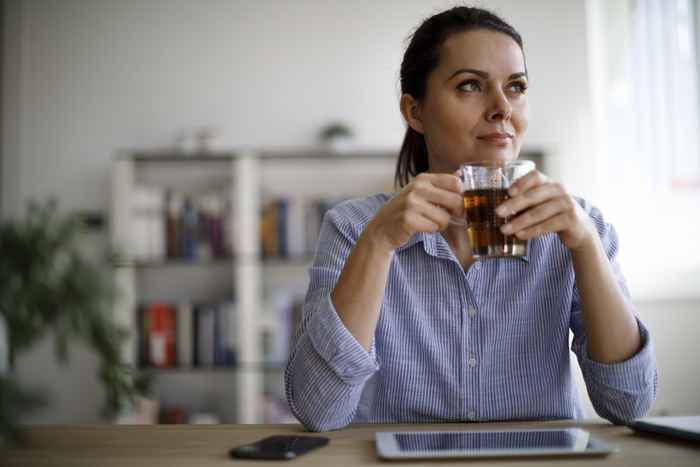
[477, 133, 512, 146]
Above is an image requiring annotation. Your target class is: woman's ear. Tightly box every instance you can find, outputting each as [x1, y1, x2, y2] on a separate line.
[400, 94, 424, 134]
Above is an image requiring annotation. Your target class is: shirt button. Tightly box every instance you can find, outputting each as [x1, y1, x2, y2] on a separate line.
[473, 262, 481, 270]
[467, 307, 477, 318]
[467, 410, 477, 420]
[468, 355, 477, 368]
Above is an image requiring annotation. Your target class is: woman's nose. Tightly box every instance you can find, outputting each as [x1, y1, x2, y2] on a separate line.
[486, 90, 512, 121]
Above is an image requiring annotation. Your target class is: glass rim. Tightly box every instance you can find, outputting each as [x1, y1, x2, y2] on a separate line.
[460, 159, 535, 169]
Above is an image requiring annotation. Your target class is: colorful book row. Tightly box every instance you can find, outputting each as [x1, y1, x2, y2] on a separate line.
[259, 196, 346, 259]
[137, 302, 238, 369]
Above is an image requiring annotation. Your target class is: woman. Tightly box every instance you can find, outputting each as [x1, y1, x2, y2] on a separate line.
[285, 6, 657, 432]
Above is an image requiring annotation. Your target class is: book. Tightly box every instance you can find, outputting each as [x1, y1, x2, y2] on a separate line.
[194, 304, 216, 367]
[181, 196, 198, 261]
[165, 190, 183, 259]
[176, 302, 193, 367]
[137, 305, 149, 367]
[144, 303, 177, 368]
[131, 185, 165, 262]
[287, 196, 307, 258]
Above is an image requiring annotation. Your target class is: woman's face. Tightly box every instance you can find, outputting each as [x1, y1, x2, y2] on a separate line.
[408, 29, 529, 173]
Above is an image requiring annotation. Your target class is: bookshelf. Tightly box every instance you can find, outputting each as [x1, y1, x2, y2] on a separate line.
[110, 149, 396, 423]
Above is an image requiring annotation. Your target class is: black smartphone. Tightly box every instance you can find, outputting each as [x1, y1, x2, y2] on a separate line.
[229, 435, 330, 460]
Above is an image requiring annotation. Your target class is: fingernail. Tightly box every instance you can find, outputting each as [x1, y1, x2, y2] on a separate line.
[508, 186, 518, 196]
[496, 206, 507, 217]
[501, 224, 513, 234]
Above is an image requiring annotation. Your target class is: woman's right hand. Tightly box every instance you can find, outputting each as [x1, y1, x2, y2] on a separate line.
[363, 172, 464, 253]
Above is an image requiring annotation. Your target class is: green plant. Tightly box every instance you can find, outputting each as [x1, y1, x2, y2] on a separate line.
[0, 200, 141, 444]
[319, 122, 353, 141]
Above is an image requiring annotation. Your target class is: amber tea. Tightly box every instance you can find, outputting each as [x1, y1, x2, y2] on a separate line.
[463, 188, 527, 257]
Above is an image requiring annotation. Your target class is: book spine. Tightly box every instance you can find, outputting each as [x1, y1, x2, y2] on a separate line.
[214, 304, 228, 366]
[277, 198, 288, 258]
[138, 305, 149, 368]
[192, 304, 200, 367]
[146, 303, 177, 368]
[196, 305, 215, 366]
[181, 197, 198, 262]
[177, 303, 193, 368]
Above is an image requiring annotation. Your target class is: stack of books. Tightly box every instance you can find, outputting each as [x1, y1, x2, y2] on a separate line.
[259, 195, 346, 259]
[130, 185, 232, 262]
[137, 301, 238, 369]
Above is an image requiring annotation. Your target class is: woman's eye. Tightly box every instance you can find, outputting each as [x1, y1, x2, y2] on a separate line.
[508, 81, 528, 94]
[458, 80, 481, 92]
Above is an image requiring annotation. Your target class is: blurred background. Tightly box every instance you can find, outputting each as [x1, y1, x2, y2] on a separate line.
[1, 0, 698, 426]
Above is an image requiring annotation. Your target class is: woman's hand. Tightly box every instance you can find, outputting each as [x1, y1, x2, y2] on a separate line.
[364, 172, 463, 253]
[495, 170, 598, 251]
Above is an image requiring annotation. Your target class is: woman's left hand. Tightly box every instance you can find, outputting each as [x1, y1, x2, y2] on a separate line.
[495, 170, 598, 252]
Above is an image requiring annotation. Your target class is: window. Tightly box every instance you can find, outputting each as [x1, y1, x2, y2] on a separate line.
[590, 0, 700, 191]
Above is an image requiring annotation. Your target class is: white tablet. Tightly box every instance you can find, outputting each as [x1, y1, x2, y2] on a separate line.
[375, 428, 617, 459]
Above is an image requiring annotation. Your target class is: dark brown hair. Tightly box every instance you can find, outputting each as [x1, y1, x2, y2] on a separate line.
[396, 6, 525, 187]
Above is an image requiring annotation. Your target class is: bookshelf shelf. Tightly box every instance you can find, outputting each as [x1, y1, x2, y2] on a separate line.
[261, 256, 315, 266]
[139, 364, 286, 373]
[132, 258, 235, 268]
[111, 149, 396, 424]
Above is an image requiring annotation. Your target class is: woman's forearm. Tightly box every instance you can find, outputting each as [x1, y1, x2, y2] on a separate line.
[570, 235, 641, 363]
[330, 225, 394, 352]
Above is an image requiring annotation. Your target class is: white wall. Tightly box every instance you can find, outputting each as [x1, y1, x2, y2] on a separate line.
[3, 0, 594, 217]
[2, 0, 697, 423]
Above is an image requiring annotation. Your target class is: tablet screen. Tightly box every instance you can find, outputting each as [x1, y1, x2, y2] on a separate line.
[394, 430, 584, 452]
[375, 428, 616, 459]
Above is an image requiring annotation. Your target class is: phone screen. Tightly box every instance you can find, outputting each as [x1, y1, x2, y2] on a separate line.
[230, 435, 329, 460]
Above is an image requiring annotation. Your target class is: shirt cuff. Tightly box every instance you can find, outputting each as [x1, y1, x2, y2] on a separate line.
[306, 294, 381, 385]
[578, 318, 656, 390]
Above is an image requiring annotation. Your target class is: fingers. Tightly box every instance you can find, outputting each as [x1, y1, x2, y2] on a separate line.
[404, 210, 441, 233]
[509, 212, 570, 240]
[496, 181, 565, 218]
[404, 191, 452, 230]
[416, 172, 462, 194]
[411, 173, 463, 217]
[500, 199, 565, 235]
[506, 169, 546, 197]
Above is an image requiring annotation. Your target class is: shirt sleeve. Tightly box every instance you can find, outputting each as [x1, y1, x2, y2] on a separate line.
[284, 205, 380, 432]
[569, 201, 658, 425]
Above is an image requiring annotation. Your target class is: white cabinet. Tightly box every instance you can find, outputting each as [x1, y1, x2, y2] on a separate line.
[110, 149, 396, 423]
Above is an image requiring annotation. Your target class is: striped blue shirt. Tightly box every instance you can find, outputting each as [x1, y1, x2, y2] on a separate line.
[285, 193, 657, 432]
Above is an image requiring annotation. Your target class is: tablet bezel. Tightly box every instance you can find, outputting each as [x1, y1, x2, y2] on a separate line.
[375, 428, 617, 459]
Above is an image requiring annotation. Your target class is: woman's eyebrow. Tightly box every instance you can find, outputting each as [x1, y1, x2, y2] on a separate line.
[446, 68, 528, 82]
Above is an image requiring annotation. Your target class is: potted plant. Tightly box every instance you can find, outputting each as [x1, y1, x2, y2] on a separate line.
[0, 200, 142, 445]
[319, 122, 355, 153]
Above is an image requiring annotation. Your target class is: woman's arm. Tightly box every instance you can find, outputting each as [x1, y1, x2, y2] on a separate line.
[332, 172, 463, 351]
[285, 173, 463, 431]
[568, 232, 640, 362]
[496, 171, 640, 362]
[496, 172, 657, 423]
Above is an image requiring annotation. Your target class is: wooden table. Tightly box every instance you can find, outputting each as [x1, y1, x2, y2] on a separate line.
[2, 419, 699, 466]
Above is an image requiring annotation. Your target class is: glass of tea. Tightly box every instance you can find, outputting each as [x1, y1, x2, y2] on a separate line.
[451, 160, 535, 258]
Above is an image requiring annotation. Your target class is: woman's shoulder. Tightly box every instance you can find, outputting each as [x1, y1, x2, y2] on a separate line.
[571, 196, 620, 253]
[326, 193, 392, 231]
[572, 196, 613, 232]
